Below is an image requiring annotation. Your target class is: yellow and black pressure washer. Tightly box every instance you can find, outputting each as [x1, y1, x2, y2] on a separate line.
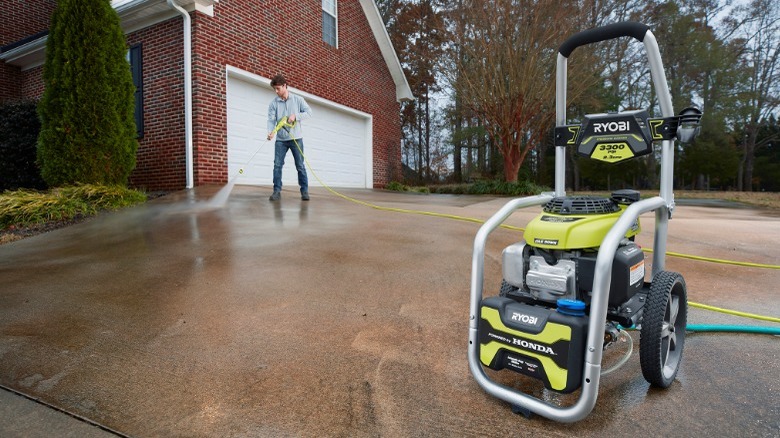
[468, 22, 703, 422]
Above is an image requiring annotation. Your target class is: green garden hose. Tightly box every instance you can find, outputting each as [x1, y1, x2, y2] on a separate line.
[686, 325, 780, 335]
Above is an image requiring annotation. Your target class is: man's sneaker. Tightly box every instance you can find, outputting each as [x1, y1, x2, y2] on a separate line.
[301, 192, 310, 201]
[269, 191, 281, 201]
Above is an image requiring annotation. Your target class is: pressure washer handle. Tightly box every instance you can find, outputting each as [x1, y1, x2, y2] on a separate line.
[270, 116, 298, 136]
[558, 22, 649, 58]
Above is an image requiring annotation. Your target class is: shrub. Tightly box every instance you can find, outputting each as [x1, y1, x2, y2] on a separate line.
[385, 181, 430, 194]
[429, 180, 550, 196]
[37, 0, 137, 187]
[385, 181, 406, 191]
[0, 101, 46, 191]
[388, 180, 548, 196]
[0, 184, 146, 229]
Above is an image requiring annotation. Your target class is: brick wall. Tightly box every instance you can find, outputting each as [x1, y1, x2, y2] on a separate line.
[21, 66, 45, 99]
[2, 0, 403, 190]
[0, 0, 54, 46]
[126, 20, 187, 191]
[191, 13, 226, 186]
[0, 0, 55, 102]
[190, 0, 402, 187]
[0, 64, 22, 102]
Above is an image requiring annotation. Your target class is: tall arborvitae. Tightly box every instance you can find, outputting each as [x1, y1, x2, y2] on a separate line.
[37, 0, 137, 186]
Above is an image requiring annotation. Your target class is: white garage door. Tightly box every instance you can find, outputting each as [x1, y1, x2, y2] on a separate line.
[226, 70, 372, 189]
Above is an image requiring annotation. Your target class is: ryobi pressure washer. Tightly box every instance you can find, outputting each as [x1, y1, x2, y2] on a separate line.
[468, 22, 702, 422]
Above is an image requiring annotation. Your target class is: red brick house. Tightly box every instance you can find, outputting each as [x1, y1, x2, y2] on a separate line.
[0, 0, 413, 191]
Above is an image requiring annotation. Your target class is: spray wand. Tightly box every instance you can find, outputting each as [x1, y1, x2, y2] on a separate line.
[206, 116, 298, 207]
[235, 116, 297, 176]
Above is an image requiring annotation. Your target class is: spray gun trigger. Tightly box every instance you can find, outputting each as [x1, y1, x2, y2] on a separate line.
[272, 116, 298, 136]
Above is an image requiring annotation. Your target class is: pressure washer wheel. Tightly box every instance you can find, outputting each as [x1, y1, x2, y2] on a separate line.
[639, 271, 688, 388]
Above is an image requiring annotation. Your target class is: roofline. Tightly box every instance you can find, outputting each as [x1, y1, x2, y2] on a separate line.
[2, 0, 414, 103]
[0, 0, 187, 70]
[357, 0, 414, 102]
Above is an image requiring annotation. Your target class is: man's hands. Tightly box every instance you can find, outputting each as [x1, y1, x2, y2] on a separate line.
[268, 115, 297, 140]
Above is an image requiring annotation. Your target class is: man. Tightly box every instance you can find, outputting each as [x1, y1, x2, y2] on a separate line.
[266, 74, 312, 201]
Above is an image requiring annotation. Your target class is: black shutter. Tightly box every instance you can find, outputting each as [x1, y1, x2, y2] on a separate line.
[129, 44, 144, 138]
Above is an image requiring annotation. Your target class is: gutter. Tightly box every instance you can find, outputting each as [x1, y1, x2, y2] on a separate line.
[167, 0, 194, 189]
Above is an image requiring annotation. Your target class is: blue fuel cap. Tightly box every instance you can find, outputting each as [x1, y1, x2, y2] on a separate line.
[557, 299, 586, 316]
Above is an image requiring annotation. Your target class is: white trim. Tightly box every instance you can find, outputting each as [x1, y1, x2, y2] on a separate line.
[114, 0, 214, 17]
[121, 10, 180, 34]
[226, 65, 374, 188]
[0, 37, 47, 71]
[115, 0, 210, 34]
[357, 0, 414, 102]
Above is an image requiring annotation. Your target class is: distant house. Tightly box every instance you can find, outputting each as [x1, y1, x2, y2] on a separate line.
[0, 0, 413, 191]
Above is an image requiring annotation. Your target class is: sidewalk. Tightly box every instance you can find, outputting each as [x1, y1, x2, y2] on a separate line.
[0, 387, 117, 437]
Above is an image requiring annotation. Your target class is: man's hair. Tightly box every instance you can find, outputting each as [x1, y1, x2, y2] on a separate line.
[270, 74, 287, 87]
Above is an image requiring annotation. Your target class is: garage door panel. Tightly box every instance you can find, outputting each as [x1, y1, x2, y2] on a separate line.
[227, 75, 370, 188]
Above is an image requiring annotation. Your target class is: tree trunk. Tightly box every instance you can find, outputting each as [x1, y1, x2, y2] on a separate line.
[453, 103, 462, 183]
[501, 136, 523, 183]
[743, 124, 758, 192]
[466, 118, 473, 181]
[503, 152, 521, 182]
[424, 88, 431, 181]
[417, 104, 423, 182]
[478, 119, 486, 175]
[737, 141, 745, 191]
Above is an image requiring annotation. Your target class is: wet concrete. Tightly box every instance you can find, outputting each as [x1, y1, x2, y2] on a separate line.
[0, 186, 778, 437]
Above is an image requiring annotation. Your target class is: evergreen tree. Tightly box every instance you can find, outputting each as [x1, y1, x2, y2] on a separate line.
[37, 0, 137, 186]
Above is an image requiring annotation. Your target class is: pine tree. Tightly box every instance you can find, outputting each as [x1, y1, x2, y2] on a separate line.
[37, 0, 137, 186]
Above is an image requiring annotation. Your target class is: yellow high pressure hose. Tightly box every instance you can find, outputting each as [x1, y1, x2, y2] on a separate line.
[253, 131, 780, 324]
[288, 133, 779, 271]
[279, 123, 525, 231]
[644, 248, 779, 270]
[688, 301, 780, 323]
[289, 137, 779, 269]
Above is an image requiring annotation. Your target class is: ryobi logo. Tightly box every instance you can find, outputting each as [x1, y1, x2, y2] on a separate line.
[511, 312, 539, 325]
[593, 120, 630, 133]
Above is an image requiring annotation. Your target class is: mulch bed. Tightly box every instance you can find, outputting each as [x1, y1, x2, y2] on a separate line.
[0, 191, 170, 246]
[0, 215, 91, 245]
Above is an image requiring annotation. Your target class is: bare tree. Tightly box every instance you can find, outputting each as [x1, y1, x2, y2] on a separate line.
[727, 0, 780, 191]
[389, 0, 447, 182]
[445, 0, 604, 182]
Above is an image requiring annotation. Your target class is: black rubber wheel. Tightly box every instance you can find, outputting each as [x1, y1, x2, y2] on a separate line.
[640, 271, 687, 388]
[499, 279, 519, 297]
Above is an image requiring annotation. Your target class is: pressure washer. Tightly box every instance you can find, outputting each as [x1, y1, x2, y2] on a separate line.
[468, 22, 704, 422]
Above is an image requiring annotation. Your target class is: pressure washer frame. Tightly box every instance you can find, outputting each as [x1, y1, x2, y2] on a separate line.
[467, 22, 680, 422]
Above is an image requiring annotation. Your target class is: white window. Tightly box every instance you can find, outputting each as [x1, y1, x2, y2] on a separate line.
[322, 0, 337, 47]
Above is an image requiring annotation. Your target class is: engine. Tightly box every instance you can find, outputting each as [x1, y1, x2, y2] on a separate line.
[502, 240, 645, 309]
[501, 190, 647, 311]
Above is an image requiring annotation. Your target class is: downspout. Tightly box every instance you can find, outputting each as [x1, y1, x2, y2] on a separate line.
[167, 0, 194, 189]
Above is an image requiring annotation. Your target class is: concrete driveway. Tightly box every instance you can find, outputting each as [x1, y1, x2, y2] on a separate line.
[1, 186, 778, 437]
